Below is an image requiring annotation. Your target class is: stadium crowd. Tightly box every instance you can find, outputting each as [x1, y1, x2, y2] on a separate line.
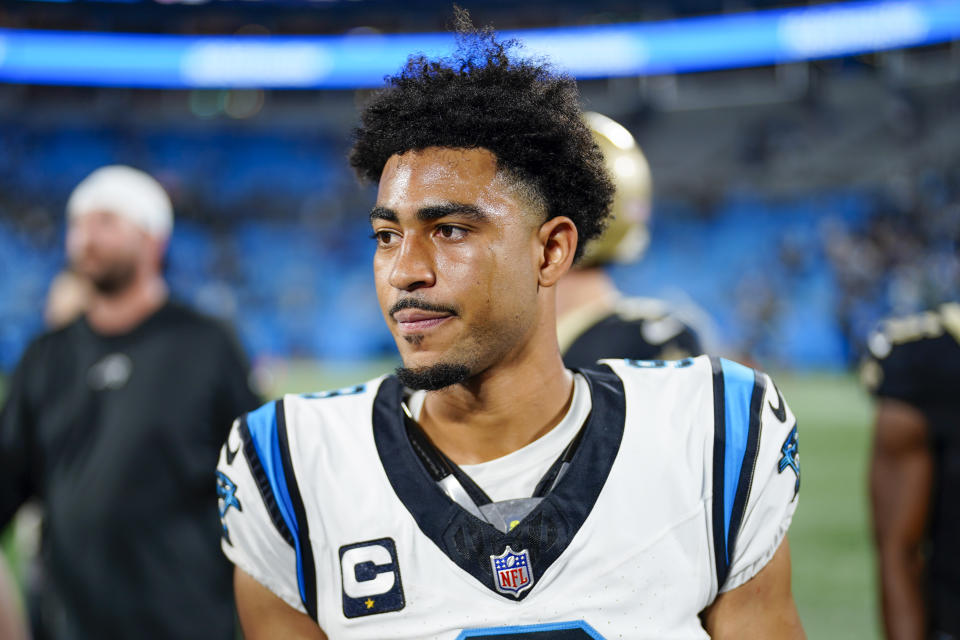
[0, 118, 957, 371]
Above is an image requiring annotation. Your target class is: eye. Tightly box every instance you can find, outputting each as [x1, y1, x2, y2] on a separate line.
[436, 224, 467, 240]
[371, 229, 400, 246]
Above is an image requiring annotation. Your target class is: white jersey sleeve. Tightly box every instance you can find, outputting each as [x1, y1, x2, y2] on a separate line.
[216, 400, 306, 613]
[724, 372, 799, 590]
[710, 359, 800, 593]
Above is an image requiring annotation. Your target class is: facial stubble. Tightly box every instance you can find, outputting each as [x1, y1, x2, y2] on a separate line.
[394, 303, 531, 391]
[76, 256, 138, 296]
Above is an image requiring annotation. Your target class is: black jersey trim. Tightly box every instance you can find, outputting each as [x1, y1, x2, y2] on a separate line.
[709, 357, 728, 589]
[372, 366, 626, 602]
[710, 357, 766, 590]
[404, 417, 495, 507]
[239, 415, 296, 548]
[275, 401, 319, 622]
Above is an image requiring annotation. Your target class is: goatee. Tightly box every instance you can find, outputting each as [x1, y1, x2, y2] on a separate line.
[396, 363, 471, 391]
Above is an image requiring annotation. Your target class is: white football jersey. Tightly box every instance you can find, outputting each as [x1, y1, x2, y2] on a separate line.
[216, 356, 800, 639]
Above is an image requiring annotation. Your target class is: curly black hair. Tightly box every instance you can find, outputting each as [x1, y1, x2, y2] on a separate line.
[349, 10, 614, 261]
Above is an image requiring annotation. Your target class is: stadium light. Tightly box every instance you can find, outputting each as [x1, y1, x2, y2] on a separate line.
[0, 0, 957, 88]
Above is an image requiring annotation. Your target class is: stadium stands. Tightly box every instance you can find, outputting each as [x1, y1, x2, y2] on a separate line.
[0, 40, 957, 372]
[1, 153, 954, 371]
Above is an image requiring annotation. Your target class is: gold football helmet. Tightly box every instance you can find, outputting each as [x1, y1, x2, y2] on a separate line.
[580, 111, 652, 268]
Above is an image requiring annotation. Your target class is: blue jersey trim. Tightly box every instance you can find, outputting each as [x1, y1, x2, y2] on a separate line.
[245, 402, 299, 543]
[719, 358, 755, 561]
[728, 370, 766, 577]
[244, 400, 310, 612]
[238, 416, 295, 548]
[457, 620, 604, 638]
[710, 357, 765, 589]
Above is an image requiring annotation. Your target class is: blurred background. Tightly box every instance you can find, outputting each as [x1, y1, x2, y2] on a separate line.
[1, 0, 959, 637]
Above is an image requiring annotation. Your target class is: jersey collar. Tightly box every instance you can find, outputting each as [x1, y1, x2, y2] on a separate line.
[372, 365, 626, 601]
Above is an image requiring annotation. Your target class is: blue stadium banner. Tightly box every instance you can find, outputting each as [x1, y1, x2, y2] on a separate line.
[0, 0, 958, 88]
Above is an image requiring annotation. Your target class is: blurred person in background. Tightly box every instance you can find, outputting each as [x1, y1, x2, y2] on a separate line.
[6, 269, 93, 635]
[862, 302, 960, 640]
[0, 165, 260, 639]
[557, 112, 705, 367]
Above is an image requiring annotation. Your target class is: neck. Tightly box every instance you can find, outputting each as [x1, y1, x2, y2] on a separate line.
[417, 309, 574, 465]
[86, 276, 168, 336]
[556, 267, 618, 320]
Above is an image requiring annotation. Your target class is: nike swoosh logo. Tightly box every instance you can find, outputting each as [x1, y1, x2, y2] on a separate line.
[768, 385, 787, 423]
[225, 442, 240, 465]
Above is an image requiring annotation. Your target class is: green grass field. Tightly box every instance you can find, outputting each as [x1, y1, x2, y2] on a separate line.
[1, 365, 881, 638]
[775, 372, 880, 639]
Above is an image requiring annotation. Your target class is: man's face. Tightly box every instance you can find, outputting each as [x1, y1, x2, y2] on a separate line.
[66, 209, 146, 295]
[371, 147, 545, 390]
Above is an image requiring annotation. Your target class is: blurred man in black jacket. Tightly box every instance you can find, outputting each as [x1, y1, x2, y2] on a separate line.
[0, 165, 260, 639]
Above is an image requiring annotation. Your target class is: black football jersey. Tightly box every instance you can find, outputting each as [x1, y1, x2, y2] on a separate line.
[864, 302, 960, 634]
[561, 297, 704, 370]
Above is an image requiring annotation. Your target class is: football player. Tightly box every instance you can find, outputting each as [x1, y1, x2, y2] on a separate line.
[557, 112, 706, 368]
[217, 16, 804, 639]
[863, 302, 960, 639]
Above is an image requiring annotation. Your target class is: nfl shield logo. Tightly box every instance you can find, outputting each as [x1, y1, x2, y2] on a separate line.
[490, 546, 534, 598]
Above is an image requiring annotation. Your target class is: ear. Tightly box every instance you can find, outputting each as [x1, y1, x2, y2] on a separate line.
[536, 216, 578, 287]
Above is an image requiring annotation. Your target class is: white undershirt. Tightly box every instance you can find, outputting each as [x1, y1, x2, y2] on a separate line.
[407, 372, 592, 503]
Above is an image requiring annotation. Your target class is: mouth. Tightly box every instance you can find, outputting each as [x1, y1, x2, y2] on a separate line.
[392, 309, 454, 335]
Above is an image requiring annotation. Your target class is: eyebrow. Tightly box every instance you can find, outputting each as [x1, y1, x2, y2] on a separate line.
[369, 202, 489, 224]
[369, 207, 397, 223]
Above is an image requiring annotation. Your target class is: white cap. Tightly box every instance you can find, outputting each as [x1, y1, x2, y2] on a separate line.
[67, 165, 174, 238]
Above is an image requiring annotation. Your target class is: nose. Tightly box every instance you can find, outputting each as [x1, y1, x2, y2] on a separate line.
[388, 235, 435, 292]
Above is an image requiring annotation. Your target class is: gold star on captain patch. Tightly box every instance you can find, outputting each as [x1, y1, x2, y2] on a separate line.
[365, 598, 375, 609]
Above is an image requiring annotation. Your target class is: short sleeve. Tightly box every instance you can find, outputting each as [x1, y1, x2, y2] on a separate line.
[722, 373, 799, 592]
[860, 310, 958, 408]
[216, 410, 305, 613]
[866, 338, 925, 405]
